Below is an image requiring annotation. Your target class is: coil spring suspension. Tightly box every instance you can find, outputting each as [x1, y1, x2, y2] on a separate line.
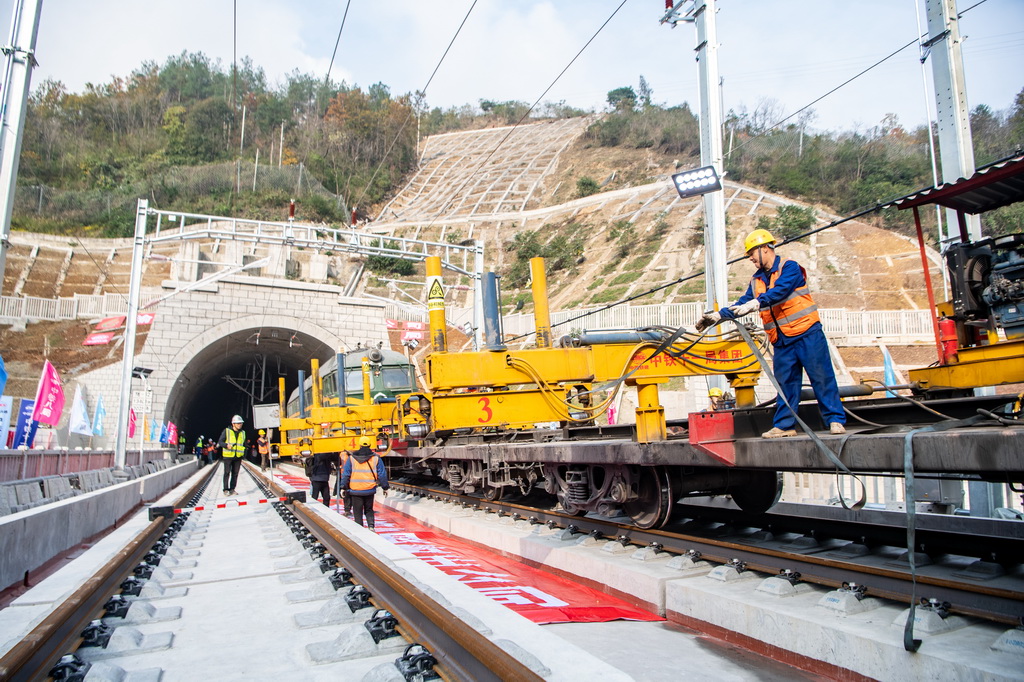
[565, 469, 589, 505]
[447, 463, 463, 486]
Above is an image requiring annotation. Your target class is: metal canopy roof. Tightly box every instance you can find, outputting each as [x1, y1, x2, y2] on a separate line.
[892, 151, 1024, 214]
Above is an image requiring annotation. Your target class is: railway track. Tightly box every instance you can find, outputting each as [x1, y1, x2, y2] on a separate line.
[389, 480, 1024, 625]
[0, 464, 624, 682]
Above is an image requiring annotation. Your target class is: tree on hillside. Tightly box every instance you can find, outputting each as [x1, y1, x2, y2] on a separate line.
[607, 87, 637, 112]
[637, 76, 652, 109]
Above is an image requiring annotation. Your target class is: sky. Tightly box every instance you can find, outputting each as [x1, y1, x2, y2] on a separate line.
[0, 0, 1021, 134]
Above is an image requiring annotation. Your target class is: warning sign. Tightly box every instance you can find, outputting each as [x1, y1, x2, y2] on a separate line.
[426, 276, 444, 311]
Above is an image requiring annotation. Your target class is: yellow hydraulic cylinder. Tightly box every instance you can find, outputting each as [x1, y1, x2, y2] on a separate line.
[426, 256, 447, 353]
[530, 257, 552, 348]
[311, 358, 322, 408]
[634, 378, 667, 442]
[361, 357, 372, 404]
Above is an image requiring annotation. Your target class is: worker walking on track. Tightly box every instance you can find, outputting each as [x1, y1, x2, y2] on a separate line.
[217, 415, 247, 495]
[309, 449, 340, 507]
[334, 448, 353, 516]
[256, 429, 271, 470]
[340, 435, 389, 530]
[696, 229, 846, 439]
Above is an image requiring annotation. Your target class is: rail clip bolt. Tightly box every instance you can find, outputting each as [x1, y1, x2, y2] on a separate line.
[727, 558, 746, 573]
[49, 654, 90, 682]
[345, 585, 373, 612]
[778, 569, 802, 584]
[395, 643, 440, 681]
[365, 609, 400, 644]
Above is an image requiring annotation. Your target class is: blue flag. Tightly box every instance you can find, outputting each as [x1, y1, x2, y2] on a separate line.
[13, 399, 37, 448]
[881, 346, 898, 398]
[92, 395, 106, 436]
[0, 354, 7, 397]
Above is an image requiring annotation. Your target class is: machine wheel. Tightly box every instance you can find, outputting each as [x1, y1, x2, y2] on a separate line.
[730, 470, 783, 514]
[622, 466, 674, 529]
[482, 484, 505, 501]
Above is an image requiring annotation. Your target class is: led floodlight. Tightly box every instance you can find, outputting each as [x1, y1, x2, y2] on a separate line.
[671, 165, 722, 199]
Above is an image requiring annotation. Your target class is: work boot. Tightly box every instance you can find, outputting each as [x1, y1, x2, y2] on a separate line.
[830, 423, 846, 435]
[762, 427, 797, 439]
[230, 490, 237, 496]
[367, 525, 375, 532]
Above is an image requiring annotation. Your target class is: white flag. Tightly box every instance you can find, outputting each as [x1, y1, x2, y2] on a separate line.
[69, 385, 93, 436]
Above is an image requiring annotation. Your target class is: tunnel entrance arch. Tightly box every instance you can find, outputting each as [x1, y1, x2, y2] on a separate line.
[163, 317, 340, 442]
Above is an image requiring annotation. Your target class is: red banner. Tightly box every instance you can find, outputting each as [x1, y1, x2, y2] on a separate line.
[385, 319, 399, 329]
[83, 332, 115, 346]
[400, 330, 424, 341]
[94, 316, 126, 331]
[403, 321, 427, 331]
[136, 312, 156, 325]
[31, 361, 66, 426]
[276, 473, 661, 624]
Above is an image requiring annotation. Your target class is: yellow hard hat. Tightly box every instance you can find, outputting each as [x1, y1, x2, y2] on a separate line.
[258, 429, 266, 435]
[743, 229, 775, 254]
[708, 387, 723, 397]
[358, 435, 374, 448]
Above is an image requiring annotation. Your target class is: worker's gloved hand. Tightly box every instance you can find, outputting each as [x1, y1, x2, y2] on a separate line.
[695, 311, 722, 332]
[728, 299, 761, 317]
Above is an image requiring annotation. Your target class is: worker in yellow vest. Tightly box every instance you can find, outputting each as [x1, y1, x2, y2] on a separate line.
[339, 435, 388, 530]
[216, 414, 246, 495]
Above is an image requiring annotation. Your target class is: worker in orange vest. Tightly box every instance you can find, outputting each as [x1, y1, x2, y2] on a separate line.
[339, 435, 388, 530]
[696, 229, 845, 439]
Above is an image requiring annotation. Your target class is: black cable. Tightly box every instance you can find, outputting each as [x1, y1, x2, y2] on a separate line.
[352, 0, 480, 213]
[323, 0, 354, 90]
[506, 198, 888, 341]
[415, 0, 629, 233]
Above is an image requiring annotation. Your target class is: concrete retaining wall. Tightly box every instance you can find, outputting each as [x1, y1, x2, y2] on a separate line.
[0, 460, 197, 594]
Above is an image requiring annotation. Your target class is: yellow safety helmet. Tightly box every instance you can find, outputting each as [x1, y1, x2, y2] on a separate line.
[258, 429, 265, 435]
[358, 435, 374, 448]
[743, 229, 775, 254]
[708, 387, 723, 398]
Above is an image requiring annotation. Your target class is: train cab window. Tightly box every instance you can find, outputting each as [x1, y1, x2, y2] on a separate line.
[322, 372, 337, 399]
[342, 369, 363, 393]
[381, 368, 413, 390]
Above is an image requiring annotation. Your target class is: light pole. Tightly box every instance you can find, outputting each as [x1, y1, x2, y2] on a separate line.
[114, 200, 149, 469]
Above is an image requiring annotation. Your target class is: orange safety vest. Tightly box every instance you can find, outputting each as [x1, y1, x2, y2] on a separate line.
[349, 455, 380, 492]
[752, 259, 820, 344]
[223, 428, 246, 458]
[257, 438, 269, 455]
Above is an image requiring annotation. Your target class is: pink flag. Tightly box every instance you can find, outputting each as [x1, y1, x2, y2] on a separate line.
[167, 421, 178, 445]
[128, 408, 137, 439]
[31, 361, 66, 426]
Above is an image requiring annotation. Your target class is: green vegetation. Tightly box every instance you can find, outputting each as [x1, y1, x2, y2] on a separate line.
[502, 225, 585, 289]
[589, 285, 628, 304]
[576, 176, 600, 197]
[609, 270, 643, 286]
[590, 83, 1024, 236]
[365, 239, 415, 276]
[756, 204, 817, 242]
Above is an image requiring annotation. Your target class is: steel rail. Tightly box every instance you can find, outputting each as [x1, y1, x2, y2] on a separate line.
[392, 482, 1024, 626]
[0, 467, 215, 682]
[258, 474, 542, 682]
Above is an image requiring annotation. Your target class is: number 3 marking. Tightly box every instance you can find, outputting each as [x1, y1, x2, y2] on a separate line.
[478, 396, 492, 423]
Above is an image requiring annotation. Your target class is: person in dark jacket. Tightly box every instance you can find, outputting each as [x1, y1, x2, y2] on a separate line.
[309, 449, 340, 507]
[339, 435, 389, 530]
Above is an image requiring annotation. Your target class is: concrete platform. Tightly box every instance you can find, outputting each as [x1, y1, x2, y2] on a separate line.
[379, 492, 1024, 681]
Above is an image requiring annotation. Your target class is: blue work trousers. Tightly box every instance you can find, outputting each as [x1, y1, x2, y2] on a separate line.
[771, 326, 845, 430]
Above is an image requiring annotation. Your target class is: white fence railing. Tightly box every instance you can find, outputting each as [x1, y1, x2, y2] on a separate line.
[0, 292, 130, 321]
[4, 292, 936, 346]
